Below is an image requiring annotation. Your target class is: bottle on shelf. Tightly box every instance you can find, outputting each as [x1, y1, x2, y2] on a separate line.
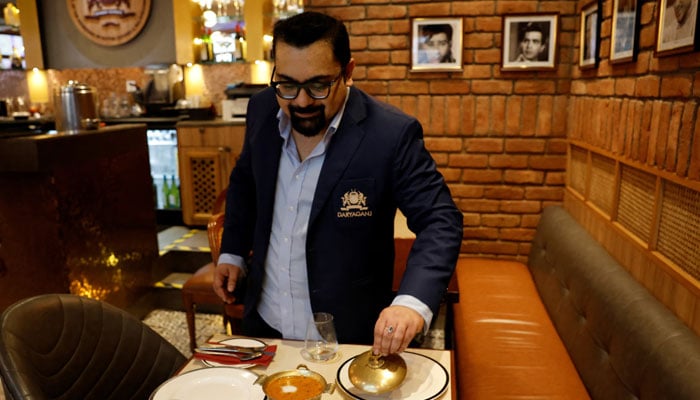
[162, 175, 171, 209]
[199, 28, 214, 62]
[168, 175, 181, 209]
[234, 23, 245, 61]
[152, 181, 158, 209]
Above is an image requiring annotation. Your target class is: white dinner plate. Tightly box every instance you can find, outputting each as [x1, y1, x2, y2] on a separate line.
[336, 352, 449, 400]
[200, 338, 268, 368]
[150, 367, 265, 400]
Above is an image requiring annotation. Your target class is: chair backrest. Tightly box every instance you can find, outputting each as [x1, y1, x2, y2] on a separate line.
[207, 188, 228, 265]
[207, 212, 225, 265]
[0, 294, 186, 400]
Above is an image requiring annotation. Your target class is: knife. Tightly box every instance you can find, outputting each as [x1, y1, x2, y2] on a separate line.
[197, 343, 273, 355]
[194, 348, 264, 360]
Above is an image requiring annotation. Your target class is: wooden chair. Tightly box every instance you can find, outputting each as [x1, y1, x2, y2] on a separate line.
[181, 190, 244, 352]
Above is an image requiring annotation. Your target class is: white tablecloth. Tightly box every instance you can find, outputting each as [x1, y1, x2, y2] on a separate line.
[179, 334, 454, 399]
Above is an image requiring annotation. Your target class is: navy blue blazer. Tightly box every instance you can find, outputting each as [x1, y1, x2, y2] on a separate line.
[220, 86, 463, 344]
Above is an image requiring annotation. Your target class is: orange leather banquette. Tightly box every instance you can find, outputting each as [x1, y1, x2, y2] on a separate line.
[451, 206, 700, 400]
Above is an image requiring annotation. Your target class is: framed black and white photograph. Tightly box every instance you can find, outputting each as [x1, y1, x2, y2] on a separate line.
[580, 1, 601, 69]
[501, 13, 559, 72]
[655, 0, 700, 56]
[411, 17, 463, 72]
[611, 0, 640, 63]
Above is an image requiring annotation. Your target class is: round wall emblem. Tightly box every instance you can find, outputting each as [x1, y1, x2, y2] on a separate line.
[66, 0, 152, 47]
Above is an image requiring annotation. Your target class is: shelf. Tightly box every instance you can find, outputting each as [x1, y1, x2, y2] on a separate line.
[0, 24, 20, 35]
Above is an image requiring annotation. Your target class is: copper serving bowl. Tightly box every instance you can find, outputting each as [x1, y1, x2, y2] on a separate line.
[254, 364, 335, 400]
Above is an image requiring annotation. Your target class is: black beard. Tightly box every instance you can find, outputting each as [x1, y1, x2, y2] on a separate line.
[289, 104, 326, 137]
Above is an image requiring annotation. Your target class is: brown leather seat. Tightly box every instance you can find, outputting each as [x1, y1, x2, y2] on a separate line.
[0, 294, 186, 400]
[182, 189, 244, 352]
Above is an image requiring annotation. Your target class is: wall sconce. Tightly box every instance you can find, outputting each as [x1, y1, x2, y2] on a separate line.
[250, 59, 272, 84]
[185, 63, 205, 107]
[27, 67, 49, 115]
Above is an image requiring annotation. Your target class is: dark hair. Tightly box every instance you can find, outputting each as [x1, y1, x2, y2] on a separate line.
[422, 24, 453, 41]
[518, 22, 548, 44]
[272, 12, 351, 71]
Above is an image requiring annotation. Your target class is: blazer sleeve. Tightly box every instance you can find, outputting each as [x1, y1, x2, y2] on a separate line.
[392, 118, 463, 313]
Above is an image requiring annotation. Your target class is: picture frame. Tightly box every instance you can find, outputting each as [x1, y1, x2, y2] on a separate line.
[655, 0, 700, 57]
[579, 1, 601, 69]
[611, 0, 640, 63]
[501, 13, 559, 72]
[410, 17, 463, 72]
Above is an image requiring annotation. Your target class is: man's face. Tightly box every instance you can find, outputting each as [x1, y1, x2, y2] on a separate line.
[674, 0, 692, 24]
[520, 31, 545, 61]
[272, 40, 354, 137]
[425, 32, 451, 61]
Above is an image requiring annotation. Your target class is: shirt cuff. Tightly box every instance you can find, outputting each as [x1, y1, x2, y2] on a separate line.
[217, 253, 248, 276]
[391, 294, 433, 335]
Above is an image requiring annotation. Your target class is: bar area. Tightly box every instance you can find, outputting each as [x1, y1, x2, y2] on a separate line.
[0, 124, 157, 310]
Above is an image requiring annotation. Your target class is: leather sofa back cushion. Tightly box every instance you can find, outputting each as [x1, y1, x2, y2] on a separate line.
[529, 206, 700, 399]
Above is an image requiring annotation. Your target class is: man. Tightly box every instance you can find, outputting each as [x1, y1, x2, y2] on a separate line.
[514, 22, 548, 62]
[662, 0, 697, 46]
[212, 11, 463, 356]
[419, 24, 456, 63]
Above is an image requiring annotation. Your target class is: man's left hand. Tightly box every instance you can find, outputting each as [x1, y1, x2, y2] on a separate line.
[372, 305, 424, 355]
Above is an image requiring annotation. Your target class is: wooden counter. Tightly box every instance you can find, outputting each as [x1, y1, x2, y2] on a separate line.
[0, 124, 159, 311]
[176, 118, 245, 128]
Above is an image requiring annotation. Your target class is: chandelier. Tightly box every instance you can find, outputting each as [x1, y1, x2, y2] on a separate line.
[192, 0, 303, 21]
[273, 0, 303, 19]
[192, 0, 245, 18]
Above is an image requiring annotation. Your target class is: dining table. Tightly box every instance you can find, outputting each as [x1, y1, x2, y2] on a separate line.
[172, 333, 456, 399]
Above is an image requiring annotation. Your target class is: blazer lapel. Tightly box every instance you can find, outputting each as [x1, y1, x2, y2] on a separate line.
[308, 89, 368, 227]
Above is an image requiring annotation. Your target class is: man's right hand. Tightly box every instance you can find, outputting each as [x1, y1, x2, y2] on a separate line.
[212, 262, 243, 303]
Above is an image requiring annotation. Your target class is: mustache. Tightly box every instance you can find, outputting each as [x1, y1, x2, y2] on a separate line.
[289, 104, 324, 115]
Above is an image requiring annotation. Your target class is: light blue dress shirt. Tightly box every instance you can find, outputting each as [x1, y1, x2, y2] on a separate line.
[219, 88, 432, 340]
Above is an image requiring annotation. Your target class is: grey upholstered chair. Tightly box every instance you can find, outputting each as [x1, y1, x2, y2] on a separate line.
[0, 294, 186, 400]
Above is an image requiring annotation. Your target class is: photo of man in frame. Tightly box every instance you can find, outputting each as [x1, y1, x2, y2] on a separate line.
[660, 0, 697, 49]
[417, 23, 457, 64]
[510, 21, 550, 62]
[583, 9, 598, 62]
[502, 14, 558, 71]
[613, 0, 637, 55]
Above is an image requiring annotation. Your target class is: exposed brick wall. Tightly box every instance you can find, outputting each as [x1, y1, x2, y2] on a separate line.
[306, 0, 700, 261]
[308, 0, 578, 260]
[569, 0, 700, 180]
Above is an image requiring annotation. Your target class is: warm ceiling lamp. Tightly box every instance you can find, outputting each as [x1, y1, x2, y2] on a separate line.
[273, 0, 304, 19]
[192, 0, 244, 18]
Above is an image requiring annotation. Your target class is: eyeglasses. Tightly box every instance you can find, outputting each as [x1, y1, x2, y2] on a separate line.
[270, 68, 344, 100]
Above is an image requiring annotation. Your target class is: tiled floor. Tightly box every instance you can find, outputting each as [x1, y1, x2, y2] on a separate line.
[157, 226, 211, 255]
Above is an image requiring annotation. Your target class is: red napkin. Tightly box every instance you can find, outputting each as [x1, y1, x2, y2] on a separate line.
[193, 345, 277, 367]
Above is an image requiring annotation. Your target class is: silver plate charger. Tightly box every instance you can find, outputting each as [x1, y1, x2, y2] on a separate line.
[336, 351, 449, 399]
[150, 366, 265, 400]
